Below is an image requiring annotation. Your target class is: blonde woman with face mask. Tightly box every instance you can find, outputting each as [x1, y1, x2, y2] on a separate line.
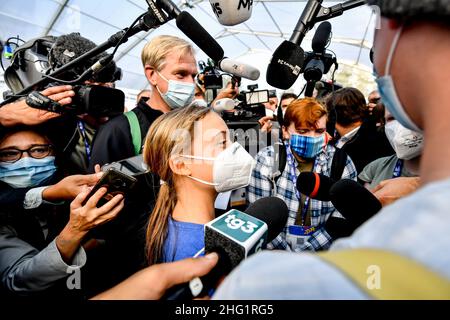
[143, 105, 255, 265]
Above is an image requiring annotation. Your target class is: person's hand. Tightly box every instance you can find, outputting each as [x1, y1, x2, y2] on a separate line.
[92, 253, 219, 300]
[215, 82, 239, 101]
[56, 186, 124, 263]
[259, 116, 274, 133]
[43, 172, 104, 202]
[372, 177, 421, 207]
[0, 85, 75, 127]
[66, 186, 124, 237]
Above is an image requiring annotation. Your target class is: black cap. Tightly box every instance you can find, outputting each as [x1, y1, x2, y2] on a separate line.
[366, 0, 450, 21]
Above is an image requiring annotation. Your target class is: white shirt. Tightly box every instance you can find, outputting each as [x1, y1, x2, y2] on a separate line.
[336, 126, 361, 149]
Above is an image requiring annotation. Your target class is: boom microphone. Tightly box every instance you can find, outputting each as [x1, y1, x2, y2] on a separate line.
[164, 197, 289, 300]
[176, 11, 225, 63]
[209, 0, 253, 26]
[296, 172, 335, 201]
[312, 21, 332, 53]
[266, 0, 324, 89]
[153, 0, 181, 18]
[219, 58, 260, 81]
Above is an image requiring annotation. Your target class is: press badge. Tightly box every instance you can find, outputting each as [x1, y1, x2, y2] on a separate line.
[286, 225, 316, 249]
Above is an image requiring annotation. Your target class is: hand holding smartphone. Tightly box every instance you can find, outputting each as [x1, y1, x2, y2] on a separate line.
[82, 168, 137, 207]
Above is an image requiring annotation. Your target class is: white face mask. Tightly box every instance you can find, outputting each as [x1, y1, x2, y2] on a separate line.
[180, 142, 255, 193]
[385, 120, 424, 160]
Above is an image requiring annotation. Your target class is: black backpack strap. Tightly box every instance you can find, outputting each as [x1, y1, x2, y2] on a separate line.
[330, 147, 348, 181]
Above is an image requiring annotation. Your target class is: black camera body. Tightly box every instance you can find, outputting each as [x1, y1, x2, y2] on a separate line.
[222, 85, 268, 122]
[303, 51, 336, 82]
[3, 34, 124, 117]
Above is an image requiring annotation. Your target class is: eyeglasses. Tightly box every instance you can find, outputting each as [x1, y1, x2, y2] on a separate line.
[0, 144, 54, 163]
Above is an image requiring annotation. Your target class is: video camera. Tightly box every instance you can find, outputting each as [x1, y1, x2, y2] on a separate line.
[222, 84, 269, 122]
[2, 34, 124, 117]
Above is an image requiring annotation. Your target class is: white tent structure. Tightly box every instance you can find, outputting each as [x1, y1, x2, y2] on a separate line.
[0, 0, 378, 107]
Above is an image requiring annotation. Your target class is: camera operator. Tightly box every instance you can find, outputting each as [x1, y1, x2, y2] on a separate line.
[1, 33, 121, 175]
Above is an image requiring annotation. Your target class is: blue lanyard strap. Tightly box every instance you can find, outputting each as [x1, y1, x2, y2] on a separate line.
[392, 159, 404, 178]
[285, 143, 316, 225]
[77, 121, 92, 162]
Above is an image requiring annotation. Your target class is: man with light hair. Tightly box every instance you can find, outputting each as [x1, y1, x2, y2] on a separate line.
[88, 35, 198, 168]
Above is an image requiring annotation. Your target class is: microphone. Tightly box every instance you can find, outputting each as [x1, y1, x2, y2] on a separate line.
[296, 172, 335, 201]
[176, 11, 225, 63]
[212, 98, 235, 113]
[311, 21, 331, 53]
[209, 0, 253, 26]
[152, 0, 181, 18]
[329, 179, 382, 232]
[266, 0, 324, 89]
[218, 58, 260, 81]
[164, 197, 289, 300]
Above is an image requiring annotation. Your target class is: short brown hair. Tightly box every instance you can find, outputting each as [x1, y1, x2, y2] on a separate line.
[325, 87, 367, 127]
[283, 98, 328, 129]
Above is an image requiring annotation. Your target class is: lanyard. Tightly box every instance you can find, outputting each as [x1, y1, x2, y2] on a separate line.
[77, 121, 92, 162]
[285, 143, 316, 226]
[392, 159, 404, 178]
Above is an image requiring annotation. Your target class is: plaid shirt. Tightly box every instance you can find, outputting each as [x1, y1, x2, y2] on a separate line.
[247, 142, 357, 252]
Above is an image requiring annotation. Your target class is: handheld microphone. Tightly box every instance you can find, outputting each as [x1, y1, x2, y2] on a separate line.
[329, 179, 382, 231]
[266, 0, 324, 89]
[176, 11, 225, 63]
[209, 0, 253, 26]
[212, 98, 235, 113]
[311, 21, 332, 53]
[218, 58, 260, 81]
[164, 197, 289, 300]
[296, 172, 335, 201]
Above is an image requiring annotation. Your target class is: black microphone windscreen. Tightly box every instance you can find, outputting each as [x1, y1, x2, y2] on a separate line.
[329, 179, 382, 226]
[245, 197, 289, 242]
[266, 40, 304, 90]
[312, 21, 332, 53]
[296, 172, 334, 201]
[176, 11, 224, 62]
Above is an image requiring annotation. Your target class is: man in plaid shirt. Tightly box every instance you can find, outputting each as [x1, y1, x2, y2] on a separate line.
[247, 98, 357, 252]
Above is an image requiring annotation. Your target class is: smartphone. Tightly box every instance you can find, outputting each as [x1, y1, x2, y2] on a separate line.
[83, 168, 137, 207]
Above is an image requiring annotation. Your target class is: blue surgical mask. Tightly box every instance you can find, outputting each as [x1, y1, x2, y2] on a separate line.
[0, 156, 57, 188]
[156, 71, 195, 109]
[289, 134, 326, 159]
[374, 26, 422, 133]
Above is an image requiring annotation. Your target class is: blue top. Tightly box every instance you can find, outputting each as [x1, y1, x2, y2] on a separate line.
[162, 216, 205, 263]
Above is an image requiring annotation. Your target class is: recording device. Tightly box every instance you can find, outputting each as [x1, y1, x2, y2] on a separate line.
[296, 172, 335, 202]
[303, 21, 336, 97]
[83, 168, 137, 208]
[209, 0, 253, 26]
[164, 197, 289, 300]
[102, 155, 159, 196]
[221, 85, 268, 122]
[26, 85, 124, 117]
[266, 0, 365, 90]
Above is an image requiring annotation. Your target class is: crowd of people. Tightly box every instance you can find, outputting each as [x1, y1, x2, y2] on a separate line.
[0, 0, 449, 300]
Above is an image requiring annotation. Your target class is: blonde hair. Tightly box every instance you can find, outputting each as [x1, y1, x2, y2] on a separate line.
[141, 35, 194, 71]
[143, 105, 211, 265]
